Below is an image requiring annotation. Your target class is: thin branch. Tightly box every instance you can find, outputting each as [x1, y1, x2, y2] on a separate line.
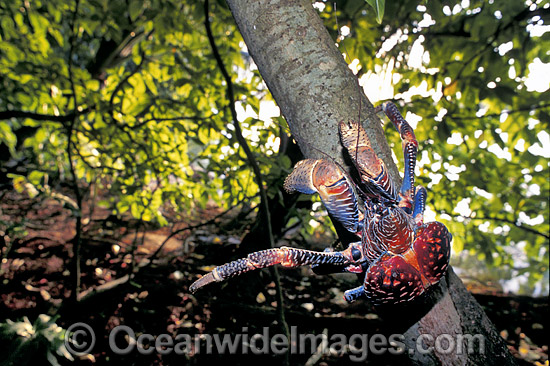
[445, 102, 550, 121]
[447, 7, 545, 84]
[75, 199, 251, 307]
[71, 141, 102, 171]
[129, 114, 211, 130]
[77, 274, 131, 303]
[390, 98, 550, 121]
[0, 107, 92, 123]
[305, 328, 329, 366]
[462, 215, 549, 240]
[109, 51, 147, 118]
[67, 0, 83, 304]
[145, 200, 248, 264]
[204, 2, 290, 365]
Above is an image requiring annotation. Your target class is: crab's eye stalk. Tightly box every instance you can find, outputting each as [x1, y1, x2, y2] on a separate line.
[351, 247, 362, 261]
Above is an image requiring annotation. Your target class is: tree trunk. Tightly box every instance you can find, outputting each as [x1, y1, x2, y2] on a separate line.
[224, 0, 517, 364]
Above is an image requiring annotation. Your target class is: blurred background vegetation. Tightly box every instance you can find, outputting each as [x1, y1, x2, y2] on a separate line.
[0, 0, 548, 365]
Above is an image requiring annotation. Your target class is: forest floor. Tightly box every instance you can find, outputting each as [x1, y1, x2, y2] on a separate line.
[0, 188, 548, 366]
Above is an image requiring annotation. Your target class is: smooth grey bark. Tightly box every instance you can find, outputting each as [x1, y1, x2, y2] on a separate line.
[224, 0, 517, 365]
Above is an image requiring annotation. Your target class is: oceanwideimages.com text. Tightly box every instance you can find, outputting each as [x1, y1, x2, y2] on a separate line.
[65, 323, 485, 361]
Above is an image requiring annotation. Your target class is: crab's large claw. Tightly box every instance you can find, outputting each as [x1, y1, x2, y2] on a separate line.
[362, 253, 426, 305]
[338, 120, 396, 201]
[284, 159, 360, 234]
[412, 221, 452, 284]
[357, 221, 452, 305]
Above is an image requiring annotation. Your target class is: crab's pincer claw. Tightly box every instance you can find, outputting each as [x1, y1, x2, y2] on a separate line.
[190, 270, 219, 293]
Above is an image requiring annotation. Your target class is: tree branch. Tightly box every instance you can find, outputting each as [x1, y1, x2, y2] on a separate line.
[109, 51, 147, 118]
[0, 107, 92, 123]
[145, 198, 249, 264]
[67, 0, 84, 305]
[450, 7, 547, 83]
[461, 215, 549, 240]
[445, 102, 550, 121]
[129, 114, 211, 130]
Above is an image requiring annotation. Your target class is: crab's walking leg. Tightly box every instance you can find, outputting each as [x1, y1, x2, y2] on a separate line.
[284, 159, 360, 233]
[311, 242, 366, 275]
[344, 286, 366, 302]
[380, 102, 419, 212]
[412, 186, 427, 226]
[338, 120, 396, 200]
[190, 247, 352, 293]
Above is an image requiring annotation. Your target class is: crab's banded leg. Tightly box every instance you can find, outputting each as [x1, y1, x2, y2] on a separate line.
[380, 102, 419, 212]
[284, 159, 360, 233]
[189, 247, 351, 293]
[338, 120, 396, 200]
[412, 186, 427, 226]
[311, 242, 366, 275]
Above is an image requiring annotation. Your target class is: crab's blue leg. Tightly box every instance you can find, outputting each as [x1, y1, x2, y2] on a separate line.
[380, 102, 419, 213]
[412, 185, 427, 226]
[338, 120, 397, 200]
[284, 159, 360, 234]
[311, 242, 366, 275]
[344, 286, 365, 303]
[189, 246, 354, 293]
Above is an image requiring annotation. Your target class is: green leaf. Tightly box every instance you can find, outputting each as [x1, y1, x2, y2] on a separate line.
[365, 0, 385, 24]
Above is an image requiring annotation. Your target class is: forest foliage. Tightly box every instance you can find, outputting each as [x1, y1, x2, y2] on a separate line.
[0, 0, 548, 295]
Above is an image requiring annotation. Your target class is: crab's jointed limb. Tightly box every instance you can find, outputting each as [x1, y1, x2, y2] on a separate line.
[412, 186, 427, 226]
[338, 120, 396, 201]
[189, 244, 365, 293]
[379, 102, 419, 212]
[283, 159, 361, 234]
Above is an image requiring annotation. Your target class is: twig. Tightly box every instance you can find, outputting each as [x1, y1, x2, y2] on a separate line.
[203, 2, 290, 365]
[305, 328, 329, 366]
[67, 0, 83, 304]
[77, 274, 130, 303]
[108, 51, 147, 119]
[460, 215, 549, 240]
[444, 102, 550, 121]
[130, 115, 212, 130]
[145, 197, 248, 265]
[0, 107, 92, 122]
[449, 7, 546, 84]
[76, 202, 249, 305]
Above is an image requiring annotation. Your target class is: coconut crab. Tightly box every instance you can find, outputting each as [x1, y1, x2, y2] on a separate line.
[190, 102, 452, 305]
